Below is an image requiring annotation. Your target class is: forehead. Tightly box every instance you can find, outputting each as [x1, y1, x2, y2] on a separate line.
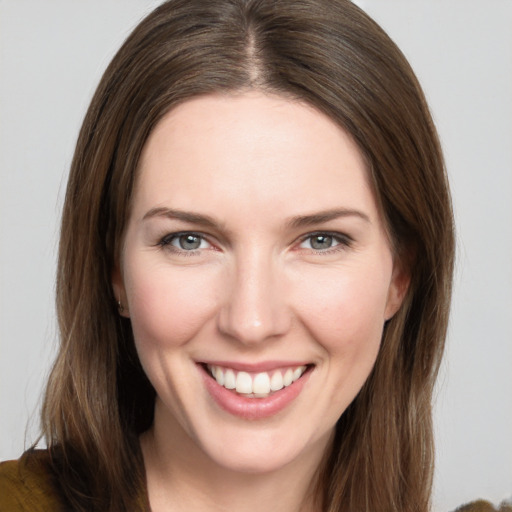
[134, 91, 379, 224]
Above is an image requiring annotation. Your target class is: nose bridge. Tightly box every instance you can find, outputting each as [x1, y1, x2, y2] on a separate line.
[218, 245, 290, 344]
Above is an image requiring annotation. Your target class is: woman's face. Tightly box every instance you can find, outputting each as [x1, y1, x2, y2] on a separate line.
[114, 92, 407, 474]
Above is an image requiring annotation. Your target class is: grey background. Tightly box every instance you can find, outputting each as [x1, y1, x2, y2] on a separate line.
[1, 1, 511, 510]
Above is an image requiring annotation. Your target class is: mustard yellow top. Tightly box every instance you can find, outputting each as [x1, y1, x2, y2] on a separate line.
[0, 451, 510, 512]
[454, 502, 512, 512]
[0, 451, 65, 511]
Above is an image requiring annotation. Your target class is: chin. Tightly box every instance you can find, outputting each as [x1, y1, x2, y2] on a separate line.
[191, 415, 332, 477]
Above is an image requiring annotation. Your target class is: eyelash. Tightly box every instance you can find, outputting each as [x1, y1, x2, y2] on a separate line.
[297, 231, 353, 254]
[157, 231, 353, 255]
[157, 232, 212, 255]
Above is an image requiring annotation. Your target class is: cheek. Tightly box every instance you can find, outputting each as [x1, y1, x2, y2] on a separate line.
[293, 263, 391, 357]
[124, 262, 220, 349]
[292, 264, 391, 417]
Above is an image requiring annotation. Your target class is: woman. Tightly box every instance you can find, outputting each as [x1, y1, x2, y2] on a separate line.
[0, 0, 464, 510]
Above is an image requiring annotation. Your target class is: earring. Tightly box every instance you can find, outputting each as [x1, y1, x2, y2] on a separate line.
[117, 300, 124, 313]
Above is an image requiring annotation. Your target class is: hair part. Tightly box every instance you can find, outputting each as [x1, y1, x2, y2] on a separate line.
[39, 1, 454, 510]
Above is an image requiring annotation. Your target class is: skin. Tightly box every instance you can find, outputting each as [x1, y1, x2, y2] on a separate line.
[113, 91, 408, 512]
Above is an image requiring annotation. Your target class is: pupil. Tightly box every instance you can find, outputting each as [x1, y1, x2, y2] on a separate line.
[180, 234, 201, 250]
[311, 235, 332, 250]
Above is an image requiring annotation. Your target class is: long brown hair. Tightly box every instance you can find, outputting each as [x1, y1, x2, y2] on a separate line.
[39, 1, 455, 510]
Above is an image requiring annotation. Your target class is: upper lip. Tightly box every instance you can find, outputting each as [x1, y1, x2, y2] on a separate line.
[198, 360, 312, 372]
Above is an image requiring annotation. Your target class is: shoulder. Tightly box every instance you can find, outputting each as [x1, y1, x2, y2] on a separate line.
[0, 450, 66, 512]
[453, 500, 512, 512]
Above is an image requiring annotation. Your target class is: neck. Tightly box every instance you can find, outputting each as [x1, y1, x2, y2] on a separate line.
[140, 404, 329, 512]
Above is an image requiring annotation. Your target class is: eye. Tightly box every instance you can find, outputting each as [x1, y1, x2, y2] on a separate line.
[298, 232, 350, 252]
[160, 232, 211, 252]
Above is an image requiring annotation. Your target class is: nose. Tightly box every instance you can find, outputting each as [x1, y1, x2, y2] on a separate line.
[217, 251, 291, 345]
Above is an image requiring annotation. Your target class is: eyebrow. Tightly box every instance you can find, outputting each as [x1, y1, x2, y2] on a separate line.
[142, 207, 221, 229]
[143, 206, 370, 230]
[286, 208, 371, 229]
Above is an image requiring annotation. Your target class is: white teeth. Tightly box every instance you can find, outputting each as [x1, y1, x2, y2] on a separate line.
[293, 367, 304, 382]
[207, 364, 308, 396]
[214, 366, 224, 386]
[224, 369, 236, 389]
[252, 372, 271, 395]
[283, 368, 294, 387]
[270, 371, 284, 391]
[236, 371, 252, 394]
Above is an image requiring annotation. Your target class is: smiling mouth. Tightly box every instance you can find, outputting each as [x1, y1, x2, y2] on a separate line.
[203, 364, 312, 398]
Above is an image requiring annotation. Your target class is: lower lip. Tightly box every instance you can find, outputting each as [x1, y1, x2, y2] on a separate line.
[200, 365, 311, 420]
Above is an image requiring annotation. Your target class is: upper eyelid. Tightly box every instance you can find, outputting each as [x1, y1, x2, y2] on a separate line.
[290, 233, 353, 258]
[297, 231, 353, 243]
[159, 231, 213, 248]
[146, 214, 230, 246]
[156, 230, 353, 251]
[160, 230, 205, 240]
[159, 228, 232, 251]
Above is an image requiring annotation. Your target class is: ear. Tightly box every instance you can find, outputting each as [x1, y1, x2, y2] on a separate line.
[384, 258, 411, 321]
[112, 264, 130, 318]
